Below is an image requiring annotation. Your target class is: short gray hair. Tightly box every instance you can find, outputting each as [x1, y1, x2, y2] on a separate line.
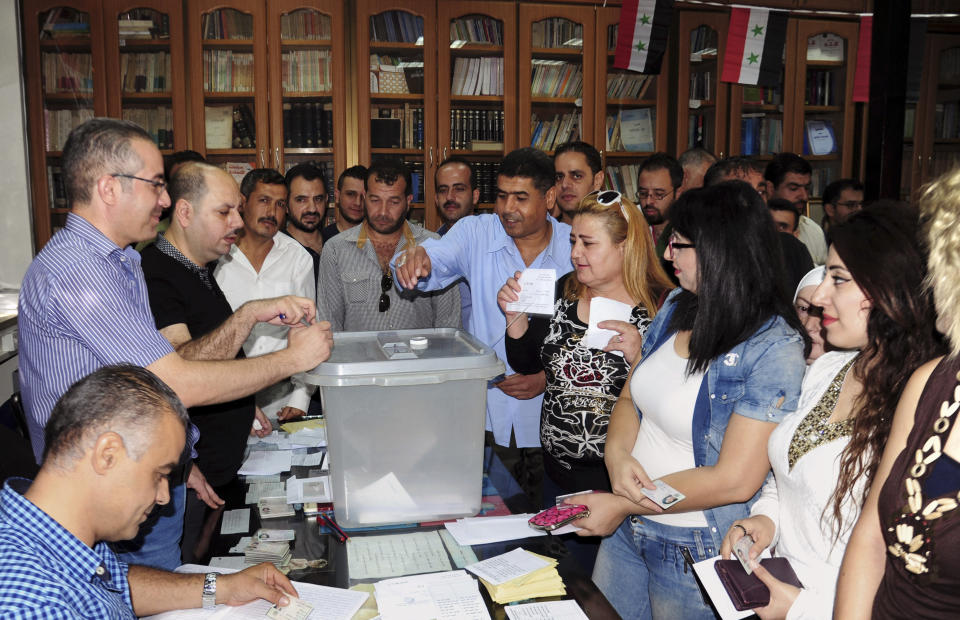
[62, 118, 155, 206]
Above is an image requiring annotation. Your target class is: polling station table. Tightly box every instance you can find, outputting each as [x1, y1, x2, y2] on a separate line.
[203, 446, 620, 619]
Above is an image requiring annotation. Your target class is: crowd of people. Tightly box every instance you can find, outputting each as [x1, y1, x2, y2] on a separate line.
[1, 115, 959, 618]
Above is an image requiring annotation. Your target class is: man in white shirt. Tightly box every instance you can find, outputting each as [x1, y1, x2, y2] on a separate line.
[765, 153, 828, 265]
[214, 169, 316, 422]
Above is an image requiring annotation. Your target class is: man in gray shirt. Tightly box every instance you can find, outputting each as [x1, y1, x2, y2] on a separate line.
[317, 159, 460, 331]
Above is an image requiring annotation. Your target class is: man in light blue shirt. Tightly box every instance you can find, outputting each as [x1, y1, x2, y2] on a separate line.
[394, 147, 573, 503]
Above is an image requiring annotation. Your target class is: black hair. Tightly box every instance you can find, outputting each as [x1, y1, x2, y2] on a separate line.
[498, 147, 555, 193]
[768, 197, 800, 231]
[44, 365, 190, 465]
[337, 165, 368, 190]
[240, 168, 287, 199]
[554, 141, 602, 175]
[62, 118, 155, 206]
[435, 157, 476, 190]
[822, 178, 864, 206]
[764, 152, 812, 187]
[285, 162, 328, 195]
[703, 156, 766, 187]
[638, 152, 683, 190]
[366, 158, 411, 194]
[667, 181, 808, 374]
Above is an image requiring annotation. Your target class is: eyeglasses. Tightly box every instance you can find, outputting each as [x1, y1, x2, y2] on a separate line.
[835, 201, 864, 210]
[668, 236, 695, 253]
[637, 188, 674, 203]
[379, 271, 392, 313]
[112, 174, 167, 196]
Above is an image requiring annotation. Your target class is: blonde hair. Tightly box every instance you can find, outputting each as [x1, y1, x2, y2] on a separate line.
[563, 194, 673, 317]
[921, 168, 960, 356]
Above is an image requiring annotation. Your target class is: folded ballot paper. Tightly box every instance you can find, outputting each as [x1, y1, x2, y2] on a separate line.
[444, 514, 546, 546]
[465, 548, 565, 604]
[374, 570, 490, 620]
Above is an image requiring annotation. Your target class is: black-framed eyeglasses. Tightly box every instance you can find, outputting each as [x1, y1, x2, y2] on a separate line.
[379, 271, 392, 313]
[637, 188, 674, 202]
[668, 236, 695, 253]
[112, 174, 167, 196]
[835, 201, 864, 210]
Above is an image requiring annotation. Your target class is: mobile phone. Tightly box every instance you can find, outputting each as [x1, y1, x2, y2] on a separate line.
[528, 504, 590, 531]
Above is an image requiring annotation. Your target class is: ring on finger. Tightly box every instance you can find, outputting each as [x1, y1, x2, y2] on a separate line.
[733, 523, 748, 536]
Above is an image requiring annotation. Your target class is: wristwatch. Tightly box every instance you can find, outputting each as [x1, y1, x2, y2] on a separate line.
[202, 572, 219, 609]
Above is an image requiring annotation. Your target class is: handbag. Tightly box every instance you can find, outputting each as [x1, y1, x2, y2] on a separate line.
[714, 558, 804, 611]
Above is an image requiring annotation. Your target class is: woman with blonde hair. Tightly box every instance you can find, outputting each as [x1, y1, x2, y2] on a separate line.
[835, 172, 960, 618]
[498, 190, 673, 571]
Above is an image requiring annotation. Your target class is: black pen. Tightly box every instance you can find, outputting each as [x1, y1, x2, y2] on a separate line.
[318, 513, 348, 543]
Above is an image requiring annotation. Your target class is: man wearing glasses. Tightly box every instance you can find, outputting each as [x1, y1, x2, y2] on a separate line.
[636, 152, 684, 285]
[821, 178, 864, 234]
[17, 118, 333, 570]
[316, 158, 460, 332]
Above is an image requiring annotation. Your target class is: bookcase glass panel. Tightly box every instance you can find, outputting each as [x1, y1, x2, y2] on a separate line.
[686, 25, 718, 152]
[118, 8, 169, 41]
[531, 17, 582, 50]
[281, 9, 331, 41]
[40, 7, 91, 40]
[201, 8, 253, 40]
[203, 104, 256, 150]
[931, 46, 960, 183]
[529, 18, 584, 153]
[449, 14, 503, 46]
[370, 11, 424, 45]
[123, 106, 173, 150]
[804, 32, 848, 198]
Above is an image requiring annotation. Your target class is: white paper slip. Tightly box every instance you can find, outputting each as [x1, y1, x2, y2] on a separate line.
[505, 600, 589, 620]
[353, 472, 418, 521]
[291, 451, 324, 467]
[208, 556, 247, 571]
[465, 548, 550, 586]
[220, 508, 250, 535]
[640, 479, 686, 509]
[444, 514, 547, 546]
[583, 296, 634, 351]
[374, 570, 490, 620]
[347, 531, 452, 579]
[238, 450, 292, 476]
[505, 269, 556, 316]
[245, 482, 286, 505]
[228, 537, 253, 554]
[286, 476, 332, 504]
[289, 428, 327, 448]
[439, 529, 480, 568]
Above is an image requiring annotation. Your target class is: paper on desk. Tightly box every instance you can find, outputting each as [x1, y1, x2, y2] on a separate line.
[280, 419, 326, 433]
[291, 451, 325, 467]
[444, 514, 547, 546]
[245, 473, 282, 483]
[465, 547, 550, 586]
[245, 482, 286, 504]
[249, 431, 294, 450]
[439, 529, 480, 568]
[374, 570, 490, 620]
[228, 536, 253, 554]
[285, 475, 331, 504]
[289, 427, 327, 448]
[238, 450, 292, 476]
[505, 600, 589, 620]
[347, 531, 452, 579]
[220, 508, 250, 535]
[692, 554, 771, 620]
[208, 556, 247, 571]
[505, 269, 556, 316]
[353, 472, 418, 522]
[583, 296, 634, 351]
[143, 564, 368, 620]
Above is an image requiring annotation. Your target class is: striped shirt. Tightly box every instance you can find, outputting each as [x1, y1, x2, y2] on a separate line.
[0, 478, 135, 619]
[317, 221, 461, 332]
[17, 213, 198, 461]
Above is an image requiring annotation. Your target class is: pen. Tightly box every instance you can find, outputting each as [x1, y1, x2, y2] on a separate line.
[277, 313, 313, 327]
[318, 513, 348, 543]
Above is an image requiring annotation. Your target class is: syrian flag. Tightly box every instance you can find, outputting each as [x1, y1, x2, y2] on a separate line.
[614, 0, 673, 74]
[721, 8, 788, 87]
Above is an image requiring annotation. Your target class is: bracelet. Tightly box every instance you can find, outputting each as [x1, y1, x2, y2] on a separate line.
[733, 524, 748, 536]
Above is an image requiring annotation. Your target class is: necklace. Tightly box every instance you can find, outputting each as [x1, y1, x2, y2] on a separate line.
[886, 378, 960, 576]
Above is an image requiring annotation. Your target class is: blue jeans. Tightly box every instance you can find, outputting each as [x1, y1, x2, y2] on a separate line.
[113, 482, 185, 570]
[593, 516, 716, 620]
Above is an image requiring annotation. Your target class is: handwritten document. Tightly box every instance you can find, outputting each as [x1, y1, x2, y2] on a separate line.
[506, 269, 556, 316]
[347, 531, 452, 579]
[219, 508, 250, 535]
[374, 570, 489, 620]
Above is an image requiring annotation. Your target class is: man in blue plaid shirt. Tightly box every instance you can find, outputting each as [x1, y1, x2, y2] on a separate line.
[0, 365, 299, 618]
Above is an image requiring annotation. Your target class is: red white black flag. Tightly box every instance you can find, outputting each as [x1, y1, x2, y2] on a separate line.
[614, 0, 673, 74]
[721, 7, 788, 87]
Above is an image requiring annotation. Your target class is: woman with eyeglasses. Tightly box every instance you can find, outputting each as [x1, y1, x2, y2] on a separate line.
[835, 176, 959, 618]
[562, 181, 807, 620]
[497, 191, 673, 571]
[718, 203, 943, 620]
[794, 266, 828, 365]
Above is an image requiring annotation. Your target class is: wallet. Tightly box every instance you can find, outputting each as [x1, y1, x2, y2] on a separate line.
[714, 558, 803, 611]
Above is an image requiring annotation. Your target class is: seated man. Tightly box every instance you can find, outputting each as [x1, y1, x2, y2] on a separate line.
[317, 158, 460, 331]
[0, 365, 297, 618]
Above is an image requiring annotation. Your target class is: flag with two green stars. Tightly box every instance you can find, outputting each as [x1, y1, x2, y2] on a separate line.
[613, 0, 673, 74]
[721, 7, 788, 87]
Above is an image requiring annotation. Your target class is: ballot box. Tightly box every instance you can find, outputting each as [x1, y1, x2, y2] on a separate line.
[303, 328, 505, 528]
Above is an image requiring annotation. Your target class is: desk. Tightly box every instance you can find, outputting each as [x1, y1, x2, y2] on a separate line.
[205, 448, 619, 618]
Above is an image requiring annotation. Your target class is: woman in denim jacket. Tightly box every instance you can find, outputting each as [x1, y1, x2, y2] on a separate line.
[567, 181, 807, 620]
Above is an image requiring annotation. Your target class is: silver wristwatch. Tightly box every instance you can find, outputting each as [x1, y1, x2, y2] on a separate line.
[202, 572, 218, 609]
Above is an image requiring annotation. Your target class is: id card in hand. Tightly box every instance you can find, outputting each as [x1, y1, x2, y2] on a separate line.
[640, 479, 686, 509]
[266, 595, 313, 620]
[734, 535, 755, 575]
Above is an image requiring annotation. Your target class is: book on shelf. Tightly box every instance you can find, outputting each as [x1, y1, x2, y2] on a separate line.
[530, 18, 583, 49]
[45, 165, 68, 208]
[121, 52, 171, 93]
[204, 104, 255, 149]
[449, 16, 503, 45]
[603, 163, 640, 202]
[118, 9, 170, 39]
[531, 61, 583, 98]
[690, 25, 719, 58]
[810, 167, 834, 198]
[371, 105, 423, 149]
[530, 112, 580, 151]
[203, 50, 254, 92]
[44, 108, 94, 151]
[282, 50, 332, 92]
[619, 108, 655, 152]
[934, 102, 960, 139]
[805, 70, 836, 106]
[803, 119, 837, 156]
[607, 72, 653, 100]
[122, 107, 173, 150]
[281, 10, 331, 40]
[370, 11, 424, 44]
[450, 109, 504, 150]
[690, 70, 712, 101]
[42, 53, 94, 94]
[451, 57, 504, 96]
[201, 9, 253, 40]
[740, 114, 782, 155]
[41, 8, 90, 39]
[370, 55, 422, 95]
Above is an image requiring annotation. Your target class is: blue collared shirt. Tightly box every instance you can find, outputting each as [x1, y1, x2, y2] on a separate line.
[391, 213, 573, 447]
[638, 288, 806, 549]
[0, 478, 135, 619]
[18, 213, 197, 461]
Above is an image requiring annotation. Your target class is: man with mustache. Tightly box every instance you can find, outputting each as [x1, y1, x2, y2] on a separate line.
[215, 169, 316, 422]
[435, 157, 478, 327]
[317, 158, 460, 331]
[140, 162, 293, 562]
[283, 162, 328, 283]
[17, 119, 332, 571]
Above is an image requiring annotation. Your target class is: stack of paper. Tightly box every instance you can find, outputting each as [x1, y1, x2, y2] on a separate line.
[374, 570, 490, 620]
[244, 539, 291, 569]
[238, 450, 292, 476]
[258, 496, 295, 519]
[444, 514, 546, 546]
[465, 548, 565, 604]
[286, 475, 332, 504]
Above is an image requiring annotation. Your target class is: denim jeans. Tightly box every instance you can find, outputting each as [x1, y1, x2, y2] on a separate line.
[593, 516, 716, 620]
[113, 482, 185, 570]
